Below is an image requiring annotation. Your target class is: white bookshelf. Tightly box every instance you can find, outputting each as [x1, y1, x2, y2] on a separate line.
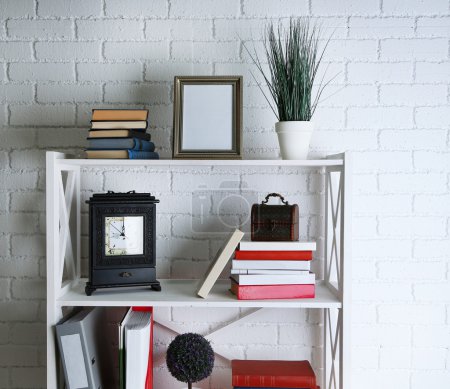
[46, 151, 352, 389]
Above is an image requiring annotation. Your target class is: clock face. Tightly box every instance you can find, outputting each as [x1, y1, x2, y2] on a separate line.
[104, 216, 144, 256]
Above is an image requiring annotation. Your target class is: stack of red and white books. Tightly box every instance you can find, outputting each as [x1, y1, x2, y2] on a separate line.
[230, 240, 316, 300]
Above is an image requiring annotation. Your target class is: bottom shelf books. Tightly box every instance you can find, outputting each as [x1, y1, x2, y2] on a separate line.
[232, 359, 317, 388]
[119, 307, 153, 389]
[55, 306, 153, 389]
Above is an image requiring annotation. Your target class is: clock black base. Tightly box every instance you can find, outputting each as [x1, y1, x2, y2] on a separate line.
[85, 280, 161, 296]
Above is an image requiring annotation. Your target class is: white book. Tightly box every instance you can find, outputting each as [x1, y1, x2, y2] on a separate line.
[197, 229, 245, 298]
[231, 259, 311, 271]
[231, 269, 310, 275]
[118, 308, 133, 389]
[239, 240, 316, 251]
[91, 120, 147, 129]
[231, 272, 316, 286]
[125, 310, 151, 389]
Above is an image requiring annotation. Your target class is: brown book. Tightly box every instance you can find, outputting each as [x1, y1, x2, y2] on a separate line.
[91, 121, 147, 130]
[85, 150, 158, 159]
[88, 130, 150, 140]
[91, 109, 148, 121]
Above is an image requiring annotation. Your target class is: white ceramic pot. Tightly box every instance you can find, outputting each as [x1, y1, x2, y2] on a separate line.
[275, 121, 314, 160]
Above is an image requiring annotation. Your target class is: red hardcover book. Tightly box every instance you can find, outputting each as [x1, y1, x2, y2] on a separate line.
[230, 280, 315, 300]
[232, 359, 316, 388]
[132, 306, 153, 389]
[235, 250, 313, 260]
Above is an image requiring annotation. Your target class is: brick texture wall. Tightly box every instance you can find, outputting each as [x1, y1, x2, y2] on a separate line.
[1, 0, 450, 388]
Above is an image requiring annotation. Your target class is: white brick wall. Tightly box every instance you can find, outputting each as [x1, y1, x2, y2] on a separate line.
[1, 0, 449, 388]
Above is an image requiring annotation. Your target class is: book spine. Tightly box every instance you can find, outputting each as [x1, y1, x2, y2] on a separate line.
[239, 242, 316, 251]
[132, 139, 155, 152]
[90, 121, 148, 130]
[132, 307, 153, 389]
[127, 151, 159, 160]
[231, 273, 315, 285]
[234, 250, 313, 260]
[231, 260, 311, 271]
[233, 387, 301, 389]
[231, 282, 315, 300]
[232, 374, 315, 388]
[92, 109, 149, 121]
[231, 269, 310, 275]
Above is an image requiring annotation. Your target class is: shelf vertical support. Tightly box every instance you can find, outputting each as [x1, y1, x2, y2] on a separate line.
[323, 152, 352, 389]
[46, 152, 64, 389]
[46, 152, 81, 389]
[340, 152, 352, 389]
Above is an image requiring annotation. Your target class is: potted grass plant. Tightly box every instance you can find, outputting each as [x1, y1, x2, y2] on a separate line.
[246, 18, 332, 159]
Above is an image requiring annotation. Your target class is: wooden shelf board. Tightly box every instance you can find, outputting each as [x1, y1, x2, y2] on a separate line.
[57, 279, 341, 309]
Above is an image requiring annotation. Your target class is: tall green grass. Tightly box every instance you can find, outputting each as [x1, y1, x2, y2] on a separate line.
[246, 18, 331, 122]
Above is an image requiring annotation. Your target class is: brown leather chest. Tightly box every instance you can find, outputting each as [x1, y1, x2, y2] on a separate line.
[251, 193, 299, 241]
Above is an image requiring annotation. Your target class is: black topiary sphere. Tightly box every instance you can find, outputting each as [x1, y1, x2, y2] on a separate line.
[166, 333, 215, 389]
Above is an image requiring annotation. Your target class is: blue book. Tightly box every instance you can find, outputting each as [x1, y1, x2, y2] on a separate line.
[85, 150, 159, 159]
[128, 150, 159, 159]
[87, 138, 155, 151]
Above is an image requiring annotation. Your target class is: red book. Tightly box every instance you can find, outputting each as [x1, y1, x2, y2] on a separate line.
[230, 280, 315, 300]
[132, 306, 153, 389]
[232, 359, 316, 388]
[235, 250, 312, 260]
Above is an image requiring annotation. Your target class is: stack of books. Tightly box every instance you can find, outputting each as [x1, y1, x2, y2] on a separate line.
[230, 240, 316, 300]
[86, 109, 159, 159]
[232, 359, 318, 389]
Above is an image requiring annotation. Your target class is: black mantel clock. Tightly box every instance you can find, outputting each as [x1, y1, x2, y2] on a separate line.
[85, 191, 161, 296]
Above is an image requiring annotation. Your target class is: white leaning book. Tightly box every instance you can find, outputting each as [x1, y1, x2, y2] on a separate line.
[231, 259, 311, 271]
[125, 310, 152, 389]
[230, 273, 316, 286]
[197, 229, 245, 298]
[238, 240, 316, 251]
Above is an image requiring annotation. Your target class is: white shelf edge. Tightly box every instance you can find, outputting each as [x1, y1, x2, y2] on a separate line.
[56, 279, 342, 309]
[54, 158, 343, 168]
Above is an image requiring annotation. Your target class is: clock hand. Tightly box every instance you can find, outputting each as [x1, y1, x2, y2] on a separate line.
[110, 223, 122, 234]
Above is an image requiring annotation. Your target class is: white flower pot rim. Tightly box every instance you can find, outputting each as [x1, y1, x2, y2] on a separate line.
[275, 121, 314, 133]
[278, 120, 312, 123]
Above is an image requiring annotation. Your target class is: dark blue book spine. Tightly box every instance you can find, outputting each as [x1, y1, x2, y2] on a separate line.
[133, 139, 155, 151]
[87, 138, 155, 151]
[127, 151, 159, 159]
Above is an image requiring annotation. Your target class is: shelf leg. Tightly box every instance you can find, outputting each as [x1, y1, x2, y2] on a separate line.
[46, 305, 63, 389]
[323, 307, 343, 389]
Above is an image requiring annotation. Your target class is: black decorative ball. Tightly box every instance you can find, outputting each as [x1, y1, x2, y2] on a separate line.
[166, 333, 215, 386]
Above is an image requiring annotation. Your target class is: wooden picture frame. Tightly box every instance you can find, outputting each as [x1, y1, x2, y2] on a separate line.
[173, 76, 243, 159]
